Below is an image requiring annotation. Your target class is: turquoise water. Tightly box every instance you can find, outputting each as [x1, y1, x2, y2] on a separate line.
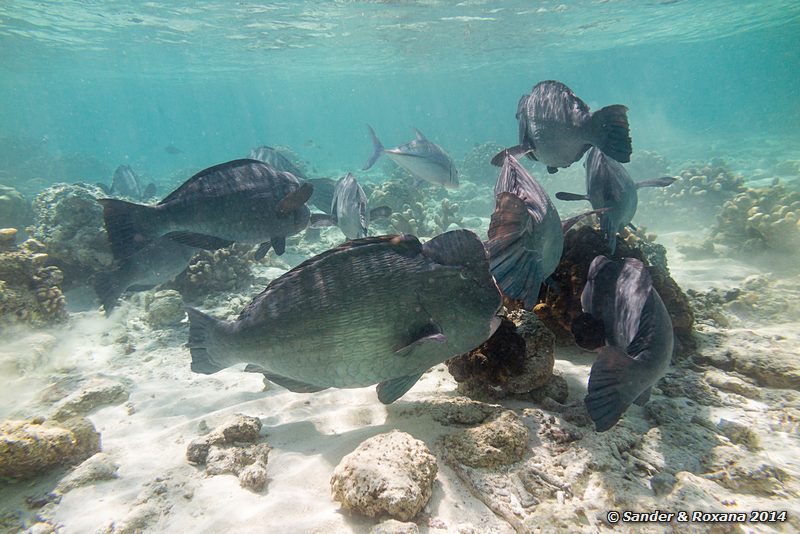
[1, 1, 798, 179]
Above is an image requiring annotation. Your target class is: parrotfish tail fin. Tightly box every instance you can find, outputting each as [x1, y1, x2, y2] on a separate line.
[186, 307, 225, 374]
[635, 176, 677, 189]
[97, 198, 159, 260]
[487, 192, 544, 309]
[555, 191, 589, 202]
[93, 270, 124, 317]
[369, 206, 392, 220]
[560, 207, 608, 234]
[362, 125, 384, 170]
[584, 345, 639, 432]
[490, 145, 533, 167]
[590, 104, 632, 164]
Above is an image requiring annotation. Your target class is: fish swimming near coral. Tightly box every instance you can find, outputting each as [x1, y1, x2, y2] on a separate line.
[248, 145, 307, 178]
[491, 80, 632, 173]
[486, 153, 601, 308]
[93, 236, 203, 315]
[187, 230, 501, 404]
[363, 126, 459, 189]
[555, 147, 676, 253]
[98, 159, 312, 261]
[581, 255, 674, 432]
[310, 173, 391, 240]
[109, 165, 157, 201]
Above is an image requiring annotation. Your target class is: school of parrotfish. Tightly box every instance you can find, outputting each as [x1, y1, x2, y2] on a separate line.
[96, 80, 679, 432]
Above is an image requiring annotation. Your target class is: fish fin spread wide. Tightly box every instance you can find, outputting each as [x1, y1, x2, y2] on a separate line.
[633, 386, 652, 406]
[487, 192, 543, 309]
[309, 213, 337, 228]
[635, 176, 677, 189]
[376, 372, 425, 404]
[555, 191, 589, 201]
[369, 206, 392, 220]
[186, 307, 226, 374]
[244, 365, 327, 393]
[584, 345, 639, 432]
[254, 241, 272, 260]
[270, 237, 286, 255]
[93, 270, 124, 317]
[547, 166, 559, 174]
[164, 231, 233, 250]
[363, 125, 384, 170]
[560, 208, 607, 234]
[97, 198, 160, 259]
[589, 104, 632, 164]
[277, 183, 313, 214]
[490, 145, 533, 167]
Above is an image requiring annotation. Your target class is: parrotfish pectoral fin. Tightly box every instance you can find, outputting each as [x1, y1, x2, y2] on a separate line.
[633, 386, 652, 406]
[561, 208, 608, 234]
[589, 104, 632, 164]
[244, 365, 327, 393]
[164, 231, 234, 250]
[490, 145, 534, 167]
[369, 206, 392, 220]
[555, 191, 589, 202]
[187, 307, 225, 374]
[395, 333, 447, 358]
[254, 241, 272, 260]
[277, 183, 314, 214]
[363, 125, 384, 170]
[584, 345, 640, 432]
[271, 237, 286, 256]
[635, 176, 677, 189]
[376, 372, 425, 404]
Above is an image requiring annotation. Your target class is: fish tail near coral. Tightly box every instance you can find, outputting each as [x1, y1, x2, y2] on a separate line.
[186, 307, 226, 374]
[589, 104, 632, 163]
[97, 198, 159, 259]
[363, 125, 384, 170]
[584, 345, 638, 432]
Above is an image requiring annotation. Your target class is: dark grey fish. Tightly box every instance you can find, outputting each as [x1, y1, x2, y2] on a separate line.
[164, 144, 183, 155]
[187, 230, 501, 404]
[311, 173, 392, 240]
[110, 165, 157, 201]
[248, 145, 306, 178]
[93, 236, 206, 316]
[306, 177, 337, 214]
[363, 126, 459, 189]
[581, 255, 674, 432]
[98, 159, 312, 260]
[556, 147, 676, 253]
[492, 80, 632, 173]
[486, 153, 600, 308]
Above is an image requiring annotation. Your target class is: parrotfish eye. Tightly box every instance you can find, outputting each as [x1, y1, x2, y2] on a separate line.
[459, 269, 469, 280]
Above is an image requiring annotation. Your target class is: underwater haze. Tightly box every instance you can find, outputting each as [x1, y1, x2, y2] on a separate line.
[2, 2, 800, 533]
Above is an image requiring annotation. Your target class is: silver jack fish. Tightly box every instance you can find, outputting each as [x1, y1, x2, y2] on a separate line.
[363, 126, 459, 189]
[187, 230, 501, 404]
[310, 173, 392, 240]
[581, 256, 674, 432]
[93, 236, 203, 316]
[487, 153, 601, 308]
[556, 147, 676, 253]
[109, 165, 156, 200]
[492, 80, 632, 174]
[98, 159, 312, 261]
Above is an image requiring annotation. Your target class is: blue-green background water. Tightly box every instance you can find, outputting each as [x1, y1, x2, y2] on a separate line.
[1, 0, 799, 182]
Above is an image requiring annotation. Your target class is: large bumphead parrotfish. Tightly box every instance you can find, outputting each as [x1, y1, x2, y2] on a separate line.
[98, 159, 312, 261]
[93, 236, 202, 316]
[556, 147, 676, 253]
[311, 173, 392, 240]
[486, 153, 600, 308]
[581, 255, 674, 432]
[187, 230, 502, 404]
[492, 80, 632, 174]
[363, 126, 459, 189]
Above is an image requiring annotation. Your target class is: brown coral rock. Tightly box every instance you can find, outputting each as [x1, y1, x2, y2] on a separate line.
[442, 411, 529, 469]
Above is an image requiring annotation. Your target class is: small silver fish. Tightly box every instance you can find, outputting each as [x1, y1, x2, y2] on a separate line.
[581, 255, 674, 432]
[187, 230, 501, 404]
[311, 173, 392, 240]
[556, 147, 676, 253]
[492, 80, 632, 174]
[363, 126, 459, 189]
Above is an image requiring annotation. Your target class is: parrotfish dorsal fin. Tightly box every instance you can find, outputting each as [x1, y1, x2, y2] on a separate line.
[277, 183, 313, 214]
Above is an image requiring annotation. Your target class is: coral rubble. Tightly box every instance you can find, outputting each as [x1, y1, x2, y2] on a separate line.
[170, 244, 254, 302]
